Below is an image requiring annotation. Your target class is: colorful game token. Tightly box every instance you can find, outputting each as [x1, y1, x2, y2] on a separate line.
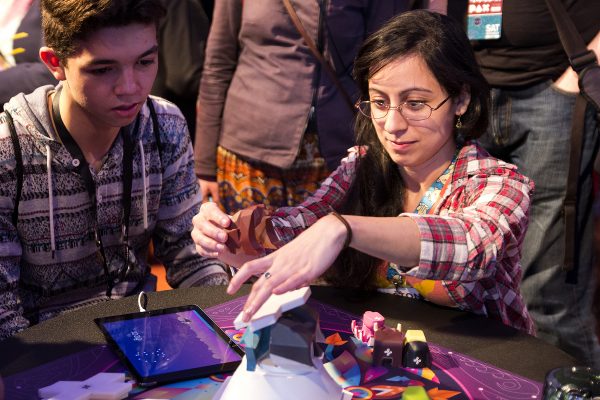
[401, 385, 430, 400]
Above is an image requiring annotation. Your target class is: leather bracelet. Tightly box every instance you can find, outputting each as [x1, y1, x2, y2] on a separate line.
[330, 211, 352, 249]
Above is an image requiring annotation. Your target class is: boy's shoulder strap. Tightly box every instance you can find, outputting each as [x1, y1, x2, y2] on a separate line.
[3, 110, 23, 227]
[146, 97, 163, 166]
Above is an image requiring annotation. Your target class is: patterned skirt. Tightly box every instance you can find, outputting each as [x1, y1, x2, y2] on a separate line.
[216, 130, 330, 214]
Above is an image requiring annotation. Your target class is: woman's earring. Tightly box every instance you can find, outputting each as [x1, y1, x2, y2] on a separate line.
[455, 115, 463, 129]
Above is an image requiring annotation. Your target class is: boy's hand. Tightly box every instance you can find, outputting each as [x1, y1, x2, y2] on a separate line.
[191, 202, 231, 258]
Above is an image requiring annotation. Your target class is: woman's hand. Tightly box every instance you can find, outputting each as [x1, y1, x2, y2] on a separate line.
[227, 214, 348, 322]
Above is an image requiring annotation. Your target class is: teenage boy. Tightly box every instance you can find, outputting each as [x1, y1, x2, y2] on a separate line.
[0, 0, 229, 340]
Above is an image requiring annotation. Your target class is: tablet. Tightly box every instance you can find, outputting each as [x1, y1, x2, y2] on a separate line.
[95, 305, 244, 386]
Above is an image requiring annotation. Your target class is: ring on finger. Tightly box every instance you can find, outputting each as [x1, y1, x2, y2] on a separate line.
[264, 271, 272, 280]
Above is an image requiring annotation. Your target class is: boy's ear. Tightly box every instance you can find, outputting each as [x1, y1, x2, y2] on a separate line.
[455, 85, 471, 116]
[40, 47, 66, 80]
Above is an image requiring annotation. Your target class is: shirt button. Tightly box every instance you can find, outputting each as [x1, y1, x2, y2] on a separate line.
[72, 159, 80, 167]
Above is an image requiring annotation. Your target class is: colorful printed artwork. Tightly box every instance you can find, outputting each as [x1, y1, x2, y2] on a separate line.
[4, 297, 544, 399]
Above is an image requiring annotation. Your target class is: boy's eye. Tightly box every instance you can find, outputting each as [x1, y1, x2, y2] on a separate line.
[139, 58, 155, 67]
[89, 67, 112, 75]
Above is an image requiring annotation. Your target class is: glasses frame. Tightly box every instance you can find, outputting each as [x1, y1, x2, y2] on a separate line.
[356, 95, 452, 121]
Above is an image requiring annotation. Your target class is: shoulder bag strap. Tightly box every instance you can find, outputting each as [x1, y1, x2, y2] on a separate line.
[545, 0, 597, 73]
[282, 0, 356, 112]
[564, 94, 587, 281]
[544, 0, 594, 278]
[4, 111, 23, 228]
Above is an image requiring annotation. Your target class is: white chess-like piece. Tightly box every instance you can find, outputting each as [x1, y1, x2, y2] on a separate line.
[38, 372, 132, 400]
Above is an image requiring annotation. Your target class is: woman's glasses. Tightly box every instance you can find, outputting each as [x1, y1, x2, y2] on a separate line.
[356, 95, 451, 121]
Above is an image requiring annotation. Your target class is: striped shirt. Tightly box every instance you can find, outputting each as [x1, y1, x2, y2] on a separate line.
[0, 85, 227, 340]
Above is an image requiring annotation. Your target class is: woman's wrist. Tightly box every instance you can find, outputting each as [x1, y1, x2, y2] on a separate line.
[329, 211, 352, 249]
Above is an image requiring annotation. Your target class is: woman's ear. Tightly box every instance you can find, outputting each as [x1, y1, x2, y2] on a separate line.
[455, 85, 471, 116]
[39, 47, 66, 80]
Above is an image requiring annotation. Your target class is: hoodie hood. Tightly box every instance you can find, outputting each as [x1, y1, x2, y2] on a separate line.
[5, 84, 60, 146]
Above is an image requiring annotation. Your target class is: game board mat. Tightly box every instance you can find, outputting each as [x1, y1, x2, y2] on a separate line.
[4, 296, 544, 399]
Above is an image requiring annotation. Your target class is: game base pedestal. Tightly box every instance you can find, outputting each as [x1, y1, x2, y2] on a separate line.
[213, 357, 352, 400]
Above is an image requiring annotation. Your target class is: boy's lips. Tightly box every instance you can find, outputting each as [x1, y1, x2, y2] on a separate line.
[112, 103, 140, 118]
[113, 103, 138, 111]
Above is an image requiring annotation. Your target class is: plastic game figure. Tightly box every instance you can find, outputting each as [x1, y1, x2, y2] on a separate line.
[402, 385, 431, 400]
[240, 304, 324, 372]
[351, 311, 386, 346]
[370, 320, 432, 370]
[214, 287, 352, 400]
[403, 330, 432, 369]
[373, 326, 406, 368]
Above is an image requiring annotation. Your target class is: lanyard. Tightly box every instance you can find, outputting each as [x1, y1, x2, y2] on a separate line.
[413, 152, 457, 215]
[383, 152, 458, 290]
[51, 87, 136, 296]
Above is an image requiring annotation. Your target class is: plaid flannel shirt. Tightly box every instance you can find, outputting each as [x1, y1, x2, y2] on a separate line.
[270, 142, 536, 335]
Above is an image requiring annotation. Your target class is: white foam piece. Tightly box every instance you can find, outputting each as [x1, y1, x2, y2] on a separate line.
[233, 287, 311, 331]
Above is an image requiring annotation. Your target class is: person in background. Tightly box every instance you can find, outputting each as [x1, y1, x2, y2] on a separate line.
[194, 0, 415, 214]
[449, 0, 600, 367]
[151, 0, 210, 140]
[192, 10, 536, 335]
[0, 0, 57, 106]
[0, 0, 228, 340]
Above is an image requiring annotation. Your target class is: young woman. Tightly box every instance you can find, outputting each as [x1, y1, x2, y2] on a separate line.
[192, 10, 536, 335]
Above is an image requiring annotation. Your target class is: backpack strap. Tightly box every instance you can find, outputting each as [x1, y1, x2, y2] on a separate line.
[3, 111, 23, 228]
[146, 97, 163, 170]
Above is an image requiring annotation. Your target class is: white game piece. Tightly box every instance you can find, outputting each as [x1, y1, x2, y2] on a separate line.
[218, 287, 351, 400]
[38, 372, 132, 400]
[233, 286, 311, 331]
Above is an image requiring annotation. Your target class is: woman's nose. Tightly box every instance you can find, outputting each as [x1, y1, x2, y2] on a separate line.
[383, 106, 409, 133]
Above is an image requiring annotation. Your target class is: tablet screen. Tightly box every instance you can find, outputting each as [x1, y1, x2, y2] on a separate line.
[95, 305, 244, 385]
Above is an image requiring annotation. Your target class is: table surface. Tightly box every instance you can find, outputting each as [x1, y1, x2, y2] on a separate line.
[0, 285, 576, 382]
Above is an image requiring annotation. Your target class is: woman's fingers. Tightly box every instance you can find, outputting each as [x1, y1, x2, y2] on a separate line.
[271, 273, 309, 295]
[241, 270, 311, 322]
[237, 263, 313, 322]
[227, 256, 271, 295]
[241, 273, 280, 322]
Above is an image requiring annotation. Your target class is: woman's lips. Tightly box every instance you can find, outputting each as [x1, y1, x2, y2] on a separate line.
[387, 138, 416, 151]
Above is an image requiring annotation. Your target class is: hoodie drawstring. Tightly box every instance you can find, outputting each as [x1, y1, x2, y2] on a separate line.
[138, 139, 148, 230]
[46, 144, 56, 258]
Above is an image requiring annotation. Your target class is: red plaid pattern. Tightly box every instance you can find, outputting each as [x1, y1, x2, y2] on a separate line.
[270, 142, 535, 335]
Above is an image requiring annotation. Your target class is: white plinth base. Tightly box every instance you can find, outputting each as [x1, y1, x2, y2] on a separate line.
[214, 357, 352, 400]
